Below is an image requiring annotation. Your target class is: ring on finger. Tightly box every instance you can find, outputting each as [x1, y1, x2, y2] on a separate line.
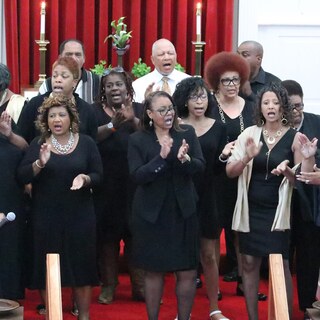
[306, 179, 310, 184]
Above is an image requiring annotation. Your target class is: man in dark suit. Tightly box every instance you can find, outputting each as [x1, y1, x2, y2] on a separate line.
[282, 79, 320, 318]
[237, 40, 281, 101]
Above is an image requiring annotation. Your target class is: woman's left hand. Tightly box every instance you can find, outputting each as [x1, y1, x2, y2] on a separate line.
[71, 174, 90, 190]
[296, 164, 320, 185]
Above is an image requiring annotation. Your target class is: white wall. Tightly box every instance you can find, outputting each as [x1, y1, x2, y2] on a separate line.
[238, 0, 320, 114]
[0, 0, 6, 64]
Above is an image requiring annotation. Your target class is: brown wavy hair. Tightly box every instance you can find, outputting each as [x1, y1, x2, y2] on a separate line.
[35, 94, 80, 143]
[204, 51, 250, 92]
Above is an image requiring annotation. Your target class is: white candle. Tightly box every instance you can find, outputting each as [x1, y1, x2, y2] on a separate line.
[40, 2, 46, 36]
[196, 2, 201, 42]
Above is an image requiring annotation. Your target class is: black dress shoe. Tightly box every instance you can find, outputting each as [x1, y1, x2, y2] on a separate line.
[223, 269, 238, 282]
[196, 277, 203, 288]
[236, 285, 267, 301]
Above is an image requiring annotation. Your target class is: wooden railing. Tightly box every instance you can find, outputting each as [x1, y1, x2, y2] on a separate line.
[46, 253, 63, 320]
[268, 254, 289, 320]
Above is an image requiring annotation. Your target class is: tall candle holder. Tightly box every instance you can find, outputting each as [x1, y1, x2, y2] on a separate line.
[192, 40, 206, 77]
[34, 39, 50, 88]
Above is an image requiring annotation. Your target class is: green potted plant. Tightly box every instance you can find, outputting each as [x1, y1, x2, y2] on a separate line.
[131, 58, 151, 78]
[104, 17, 132, 66]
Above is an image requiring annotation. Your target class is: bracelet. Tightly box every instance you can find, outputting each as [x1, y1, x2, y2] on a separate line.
[35, 159, 45, 169]
[218, 154, 229, 163]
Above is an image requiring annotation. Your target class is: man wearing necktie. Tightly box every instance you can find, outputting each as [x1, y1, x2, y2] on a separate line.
[133, 39, 190, 102]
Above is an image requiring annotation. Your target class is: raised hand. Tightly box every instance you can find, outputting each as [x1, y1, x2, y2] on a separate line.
[39, 143, 51, 167]
[0, 111, 12, 137]
[177, 139, 190, 163]
[298, 133, 318, 159]
[159, 135, 173, 159]
[245, 137, 263, 160]
[144, 82, 160, 100]
[271, 159, 290, 176]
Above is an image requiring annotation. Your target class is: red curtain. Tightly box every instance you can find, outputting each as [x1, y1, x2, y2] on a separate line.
[5, 0, 234, 93]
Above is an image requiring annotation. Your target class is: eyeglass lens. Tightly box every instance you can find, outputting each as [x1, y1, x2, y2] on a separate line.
[220, 77, 240, 86]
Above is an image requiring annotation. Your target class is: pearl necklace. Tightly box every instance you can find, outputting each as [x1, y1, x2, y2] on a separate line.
[0, 89, 8, 106]
[51, 132, 75, 154]
[263, 128, 283, 145]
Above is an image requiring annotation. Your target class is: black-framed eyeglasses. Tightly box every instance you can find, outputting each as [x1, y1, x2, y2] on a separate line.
[220, 77, 241, 86]
[292, 103, 304, 111]
[103, 67, 124, 76]
[189, 94, 208, 102]
[154, 105, 176, 117]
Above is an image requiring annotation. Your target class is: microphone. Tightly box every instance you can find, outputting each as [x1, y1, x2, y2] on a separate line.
[0, 212, 16, 228]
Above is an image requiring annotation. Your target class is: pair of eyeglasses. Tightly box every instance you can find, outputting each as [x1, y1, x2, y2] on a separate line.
[292, 103, 304, 111]
[189, 94, 208, 102]
[154, 105, 175, 116]
[103, 67, 124, 76]
[220, 77, 241, 86]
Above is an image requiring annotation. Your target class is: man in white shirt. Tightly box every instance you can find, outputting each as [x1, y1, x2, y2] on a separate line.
[39, 39, 100, 104]
[133, 38, 190, 103]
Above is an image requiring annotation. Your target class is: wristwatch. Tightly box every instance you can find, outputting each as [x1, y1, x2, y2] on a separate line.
[106, 122, 116, 132]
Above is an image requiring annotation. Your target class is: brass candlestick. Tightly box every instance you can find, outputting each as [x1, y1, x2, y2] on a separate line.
[34, 38, 50, 88]
[192, 40, 206, 77]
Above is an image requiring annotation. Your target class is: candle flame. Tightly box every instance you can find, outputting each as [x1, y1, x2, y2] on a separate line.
[41, 2, 46, 9]
[196, 2, 201, 10]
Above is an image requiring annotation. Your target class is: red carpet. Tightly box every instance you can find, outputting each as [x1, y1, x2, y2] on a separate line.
[20, 235, 304, 319]
[21, 273, 303, 320]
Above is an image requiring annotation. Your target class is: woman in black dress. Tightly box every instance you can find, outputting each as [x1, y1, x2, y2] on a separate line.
[92, 68, 144, 304]
[18, 95, 102, 320]
[226, 83, 317, 319]
[128, 91, 205, 320]
[204, 52, 268, 300]
[173, 77, 230, 320]
[0, 111, 28, 300]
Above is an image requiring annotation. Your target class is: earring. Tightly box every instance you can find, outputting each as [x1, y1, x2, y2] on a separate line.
[48, 128, 51, 132]
[185, 103, 188, 108]
[259, 118, 265, 126]
[281, 115, 288, 126]
[149, 119, 153, 127]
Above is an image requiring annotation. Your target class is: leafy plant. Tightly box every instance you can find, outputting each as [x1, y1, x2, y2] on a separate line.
[104, 17, 132, 49]
[90, 60, 112, 76]
[131, 58, 151, 78]
[175, 63, 185, 72]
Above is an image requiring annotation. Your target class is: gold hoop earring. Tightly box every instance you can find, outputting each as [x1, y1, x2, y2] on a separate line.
[281, 115, 288, 126]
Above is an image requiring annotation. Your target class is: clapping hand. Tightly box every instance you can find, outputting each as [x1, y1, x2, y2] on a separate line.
[245, 137, 263, 159]
[271, 159, 291, 176]
[144, 82, 161, 100]
[159, 135, 173, 159]
[71, 174, 89, 190]
[177, 139, 190, 163]
[0, 111, 12, 137]
[39, 143, 51, 167]
[298, 133, 318, 159]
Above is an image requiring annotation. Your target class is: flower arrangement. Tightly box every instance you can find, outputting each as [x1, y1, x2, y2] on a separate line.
[104, 17, 132, 49]
[131, 58, 151, 78]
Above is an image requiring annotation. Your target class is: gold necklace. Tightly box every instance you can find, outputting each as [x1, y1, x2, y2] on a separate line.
[263, 127, 283, 145]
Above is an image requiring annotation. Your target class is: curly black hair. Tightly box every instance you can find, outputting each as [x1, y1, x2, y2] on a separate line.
[253, 82, 294, 127]
[172, 77, 214, 118]
[96, 69, 134, 105]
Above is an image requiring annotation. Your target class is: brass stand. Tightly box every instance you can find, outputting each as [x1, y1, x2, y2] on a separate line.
[192, 40, 206, 77]
[34, 36, 50, 88]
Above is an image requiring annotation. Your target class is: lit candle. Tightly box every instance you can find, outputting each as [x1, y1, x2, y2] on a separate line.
[40, 2, 46, 38]
[196, 2, 201, 42]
